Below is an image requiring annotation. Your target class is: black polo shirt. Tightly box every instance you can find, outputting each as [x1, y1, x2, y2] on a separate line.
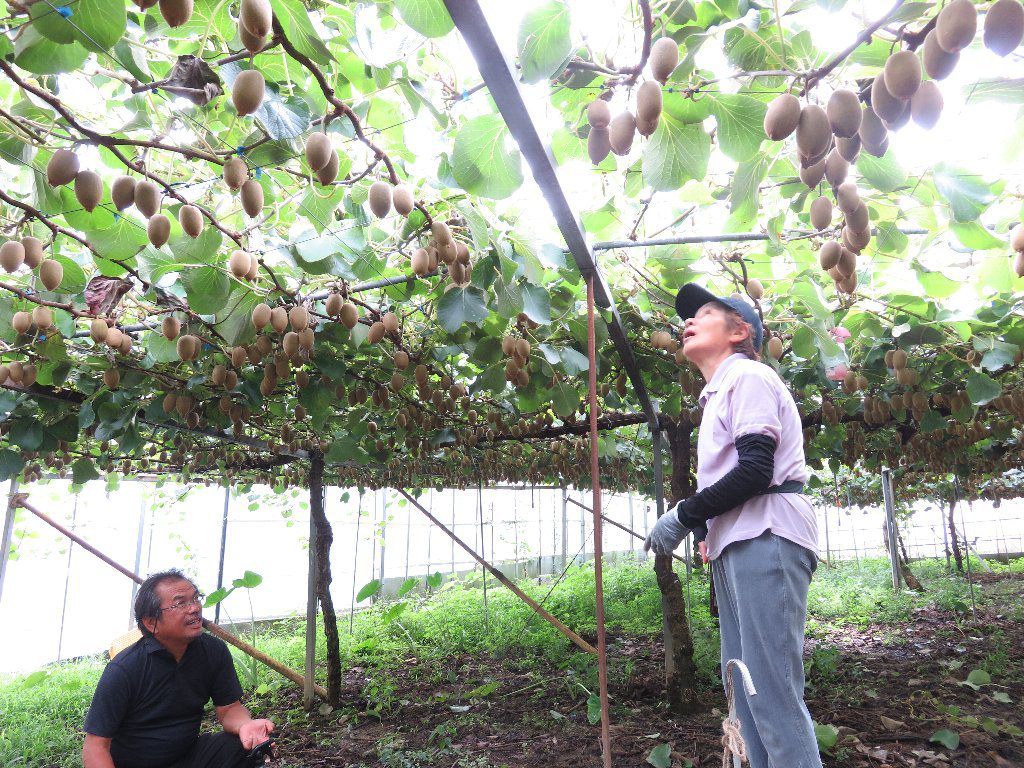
[84, 633, 243, 768]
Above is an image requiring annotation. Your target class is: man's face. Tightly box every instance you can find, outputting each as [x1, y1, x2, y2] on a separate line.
[146, 578, 204, 644]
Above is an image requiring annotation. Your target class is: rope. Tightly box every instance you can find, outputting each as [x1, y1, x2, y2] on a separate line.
[721, 716, 747, 767]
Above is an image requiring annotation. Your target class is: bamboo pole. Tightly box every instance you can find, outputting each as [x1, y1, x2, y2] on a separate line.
[15, 494, 328, 700]
[397, 489, 597, 655]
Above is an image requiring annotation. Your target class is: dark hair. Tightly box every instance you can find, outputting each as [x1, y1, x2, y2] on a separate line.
[722, 307, 761, 361]
[134, 569, 196, 636]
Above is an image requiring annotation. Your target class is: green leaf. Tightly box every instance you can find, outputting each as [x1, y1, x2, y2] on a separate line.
[393, 0, 454, 37]
[204, 587, 233, 607]
[933, 164, 995, 222]
[551, 381, 580, 417]
[951, 221, 1005, 251]
[32, 2, 76, 44]
[521, 283, 551, 325]
[730, 153, 770, 227]
[646, 744, 672, 768]
[992, 690, 1012, 703]
[966, 668, 992, 687]
[966, 371, 1001, 406]
[517, 1, 572, 84]
[813, 722, 839, 751]
[452, 115, 524, 199]
[642, 116, 711, 191]
[426, 572, 443, 589]
[586, 694, 601, 725]
[89, 217, 149, 264]
[72, 457, 101, 485]
[9, 420, 43, 451]
[356, 579, 382, 602]
[930, 729, 960, 750]
[436, 287, 489, 333]
[70, 0, 128, 53]
[857, 151, 907, 192]
[14, 26, 89, 75]
[466, 680, 501, 698]
[0, 449, 25, 482]
[964, 78, 1024, 104]
[493, 275, 524, 318]
[182, 267, 231, 315]
[710, 94, 766, 162]
[270, 0, 333, 64]
[381, 602, 407, 622]
[397, 577, 418, 597]
[232, 570, 263, 588]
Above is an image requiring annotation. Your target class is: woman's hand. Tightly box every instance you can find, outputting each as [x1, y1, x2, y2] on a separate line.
[698, 541, 709, 564]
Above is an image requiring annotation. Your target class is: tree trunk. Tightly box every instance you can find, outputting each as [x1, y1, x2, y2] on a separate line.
[948, 495, 964, 574]
[309, 452, 343, 706]
[657, 417, 701, 714]
[895, 526, 926, 592]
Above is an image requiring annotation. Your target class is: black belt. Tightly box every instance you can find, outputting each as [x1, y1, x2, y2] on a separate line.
[761, 480, 805, 495]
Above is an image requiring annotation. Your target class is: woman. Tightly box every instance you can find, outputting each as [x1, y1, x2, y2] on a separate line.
[645, 283, 822, 768]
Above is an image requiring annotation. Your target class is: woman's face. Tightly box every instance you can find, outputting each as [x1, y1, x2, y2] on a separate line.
[682, 302, 747, 363]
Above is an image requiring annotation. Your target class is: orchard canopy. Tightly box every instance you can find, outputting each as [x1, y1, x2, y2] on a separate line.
[0, 0, 1023, 500]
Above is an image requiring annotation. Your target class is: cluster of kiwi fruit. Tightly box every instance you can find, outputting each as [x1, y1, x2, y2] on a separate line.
[220, 156, 265, 219]
[230, 0, 270, 114]
[130, 0, 193, 27]
[0, 235, 63, 291]
[501, 335, 533, 389]
[585, 37, 678, 164]
[1009, 223, 1024, 277]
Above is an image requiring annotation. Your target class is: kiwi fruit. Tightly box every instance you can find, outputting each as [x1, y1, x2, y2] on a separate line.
[178, 205, 203, 238]
[1015, 251, 1024, 278]
[176, 334, 199, 361]
[862, 133, 889, 158]
[636, 80, 663, 124]
[325, 294, 343, 318]
[21, 237, 43, 269]
[825, 89, 861, 139]
[368, 181, 392, 218]
[858, 106, 887, 148]
[394, 350, 410, 370]
[223, 158, 248, 190]
[240, 179, 263, 217]
[339, 302, 358, 329]
[587, 99, 611, 129]
[910, 80, 943, 129]
[0, 241, 25, 272]
[304, 133, 332, 171]
[233, 70, 265, 116]
[74, 170, 103, 213]
[134, 180, 161, 218]
[239, 0, 271, 37]
[11, 311, 31, 334]
[251, 303, 271, 329]
[892, 349, 908, 369]
[882, 102, 911, 132]
[984, 0, 1024, 55]
[819, 240, 842, 270]
[159, 0, 193, 27]
[824, 149, 849, 187]
[763, 93, 801, 141]
[230, 346, 247, 367]
[245, 253, 259, 281]
[105, 326, 123, 349]
[844, 224, 871, 251]
[315, 150, 340, 186]
[411, 247, 430, 276]
[810, 196, 833, 230]
[392, 184, 414, 216]
[368, 321, 385, 344]
[636, 113, 659, 138]
[268, 306, 287, 333]
[224, 370, 238, 390]
[239, 24, 266, 54]
[800, 157, 826, 189]
[836, 134, 861, 163]
[836, 246, 857, 278]
[922, 30, 959, 81]
[609, 111, 636, 156]
[846, 201, 870, 232]
[588, 127, 611, 164]
[767, 336, 784, 360]
[936, 0, 978, 53]
[90, 318, 109, 343]
[162, 315, 181, 340]
[432, 221, 454, 245]
[870, 73, 907, 123]
[746, 278, 764, 300]
[110, 176, 136, 210]
[289, 305, 309, 331]
[46, 149, 79, 187]
[39, 259, 63, 291]
[147, 214, 171, 247]
[795, 104, 831, 159]
[229, 250, 251, 279]
[649, 38, 679, 84]
[883, 50, 922, 99]
[32, 306, 53, 329]
[1011, 223, 1024, 252]
[103, 369, 121, 390]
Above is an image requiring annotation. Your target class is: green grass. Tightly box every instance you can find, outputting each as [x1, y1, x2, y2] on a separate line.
[1, 553, 1018, 767]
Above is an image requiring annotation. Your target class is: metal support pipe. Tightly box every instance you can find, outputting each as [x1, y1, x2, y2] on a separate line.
[881, 468, 901, 593]
[587, 275, 613, 768]
[130, 493, 147, 626]
[214, 486, 230, 625]
[397, 489, 597, 655]
[0, 480, 19, 607]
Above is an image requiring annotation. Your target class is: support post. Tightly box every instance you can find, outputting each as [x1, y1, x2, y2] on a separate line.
[560, 487, 568, 570]
[881, 468, 901, 593]
[130, 492, 147, 626]
[397, 489, 597, 655]
[57, 496, 79, 661]
[214, 486, 230, 625]
[0, 480, 19, 606]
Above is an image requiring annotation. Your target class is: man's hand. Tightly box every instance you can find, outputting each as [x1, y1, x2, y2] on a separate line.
[238, 718, 275, 750]
[643, 510, 690, 556]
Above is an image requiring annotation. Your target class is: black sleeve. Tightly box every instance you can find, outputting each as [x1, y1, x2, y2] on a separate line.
[83, 663, 130, 737]
[676, 433, 776, 531]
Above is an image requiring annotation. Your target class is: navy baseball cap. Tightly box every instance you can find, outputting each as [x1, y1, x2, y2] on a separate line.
[675, 283, 764, 351]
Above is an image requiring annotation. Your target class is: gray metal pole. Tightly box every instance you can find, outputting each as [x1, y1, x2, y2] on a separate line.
[57, 495, 79, 662]
[823, 505, 831, 566]
[303, 494, 318, 708]
[0, 479, 19, 607]
[130, 491, 147, 626]
[349, 491, 363, 634]
[214, 487, 230, 625]
[881, 468, 901, 593]
[941, 502, 951, 572]
[627, 492, 635, 553]
[378, 490, 387, 589]
[560, 487, 568, 569]
[959, 505, 978, 622]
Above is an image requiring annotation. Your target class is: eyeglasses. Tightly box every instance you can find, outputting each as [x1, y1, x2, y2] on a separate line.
[160, 594, 204, 613]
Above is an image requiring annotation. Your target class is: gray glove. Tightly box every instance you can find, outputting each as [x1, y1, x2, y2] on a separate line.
[643, 509, 690, 556]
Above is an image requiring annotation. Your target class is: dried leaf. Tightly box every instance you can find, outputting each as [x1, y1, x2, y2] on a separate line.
[85, 275, 133, 316]
[880, 715, 905, 731]
[164, 55, 223, 106]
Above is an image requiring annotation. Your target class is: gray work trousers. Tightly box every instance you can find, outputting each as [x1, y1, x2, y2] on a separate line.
[712, 530, 823, 768]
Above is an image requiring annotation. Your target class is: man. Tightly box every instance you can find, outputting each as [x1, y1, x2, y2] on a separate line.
[645, 284, 821, 768]
[83, 569, 275, 768]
